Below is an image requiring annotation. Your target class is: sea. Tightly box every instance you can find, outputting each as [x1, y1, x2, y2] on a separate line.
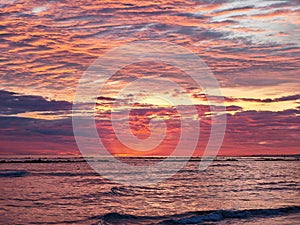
[0, 156, 299, 225]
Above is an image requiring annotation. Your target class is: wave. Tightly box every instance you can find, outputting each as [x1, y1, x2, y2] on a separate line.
[37, 171, 97, 177]
[108, 186, 160, 197]
[110, 187, 137, 196]
[0, 170, 30, 177]
[0, 170, 100, 178]
[171, 206, 300, 224]
[91, 206, 300, 224]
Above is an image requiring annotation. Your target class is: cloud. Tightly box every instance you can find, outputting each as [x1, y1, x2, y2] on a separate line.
[0, 0, 299, 99]
[235, 94, 300, 103]
[0, 116, 77, 154]
[97, 96, 117, 101]
[0, 0, 299, 155]
[0, 103, 299, 155]
[0, 90, 71, 115]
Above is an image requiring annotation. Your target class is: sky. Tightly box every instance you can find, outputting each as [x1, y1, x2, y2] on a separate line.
[0, 0, 299, 156]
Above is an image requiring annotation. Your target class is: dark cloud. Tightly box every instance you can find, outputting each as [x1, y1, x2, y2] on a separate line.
[0, 90, 71, 115]
[96, 96, 116, 101]
[238, 94, 300, 103]
[0, 116, 73, 137]
[223, 108, 300, 152]
[226, 105, 242, 111]
[193, 93, 300, 104]
[0, 116, 77, 155]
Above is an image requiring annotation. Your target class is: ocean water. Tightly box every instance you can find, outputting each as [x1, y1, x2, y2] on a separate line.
[0, 157, 299, 224]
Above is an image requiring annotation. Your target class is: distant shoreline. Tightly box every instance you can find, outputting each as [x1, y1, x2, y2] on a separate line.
[0, 155, 299, 164]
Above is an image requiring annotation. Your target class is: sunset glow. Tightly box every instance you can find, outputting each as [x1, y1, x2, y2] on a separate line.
[0, 0, 299, 156]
